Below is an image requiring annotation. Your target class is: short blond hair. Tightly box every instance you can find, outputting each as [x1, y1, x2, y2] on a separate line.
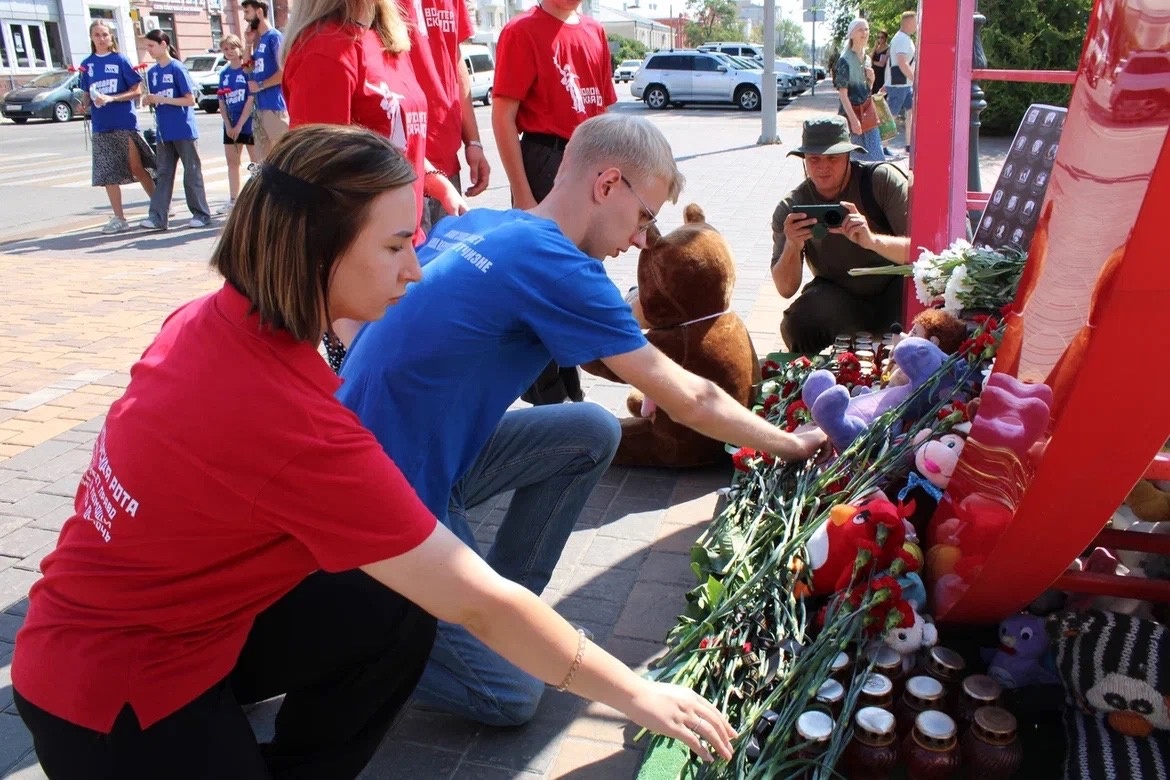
[220, 33, 244, 53]
[564, 114, 685, 203]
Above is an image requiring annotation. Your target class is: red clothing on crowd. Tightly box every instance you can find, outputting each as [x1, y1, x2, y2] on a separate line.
[284, 21, 430, 245]
[12, 283, 437, 734]
[493, 5, 616, 140]
[402, 0, 474, 177]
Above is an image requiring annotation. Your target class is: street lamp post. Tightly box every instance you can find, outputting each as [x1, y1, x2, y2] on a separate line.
[968, 5, 988, 194]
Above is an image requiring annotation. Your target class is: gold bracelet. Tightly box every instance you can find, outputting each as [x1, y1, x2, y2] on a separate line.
[556, 627, 587, 692]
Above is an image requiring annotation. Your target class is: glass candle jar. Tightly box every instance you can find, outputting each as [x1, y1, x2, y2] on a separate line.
[844, 707, 900, 780]
[794, 709, 835, 776]
[868, 645, 907, 696]
[830, 650, 853, 683]
[895, 676, 948, 741]
[903, 711, 961, 780]
[858, 672, 895, 712]
[815, 678, 845, 719]
[953, 675, 1003, 733]
[923, 647, 967, 694]
[961, 706, 1023, 779]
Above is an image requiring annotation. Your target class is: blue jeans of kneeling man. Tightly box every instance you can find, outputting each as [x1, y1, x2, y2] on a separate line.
[411, 402, 621, 726]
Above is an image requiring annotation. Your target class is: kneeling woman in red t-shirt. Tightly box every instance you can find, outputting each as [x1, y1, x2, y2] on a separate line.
[282, 0, 466, 247]
[10, 125, 734, 778]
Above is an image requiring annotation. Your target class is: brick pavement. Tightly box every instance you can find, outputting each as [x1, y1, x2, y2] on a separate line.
[0, 87, 1011, 778]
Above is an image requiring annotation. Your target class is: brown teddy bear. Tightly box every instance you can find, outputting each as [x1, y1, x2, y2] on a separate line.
[583, 204, 759, 468]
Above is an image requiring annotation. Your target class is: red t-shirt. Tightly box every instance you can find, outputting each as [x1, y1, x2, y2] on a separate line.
[493, 6, 617, 140]
[402, 0, 474, 177]
[12, 283, 437, 733]
[284, 21, 429, 245]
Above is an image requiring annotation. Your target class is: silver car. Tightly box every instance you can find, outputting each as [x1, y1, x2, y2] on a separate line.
[631, 50, 793, 110]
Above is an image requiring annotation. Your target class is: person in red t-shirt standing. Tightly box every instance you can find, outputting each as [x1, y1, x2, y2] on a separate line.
[492, 0, 617, 406]
[10, 124, 737, 778]
[281, 0, 468, 246]
[402, 0, 492, 233]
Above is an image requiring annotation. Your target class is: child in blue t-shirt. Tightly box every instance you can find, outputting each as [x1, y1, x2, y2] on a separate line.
[215, 34, 255, 214]
[141, 29, 211, 231]
[78, 19, 157, 235]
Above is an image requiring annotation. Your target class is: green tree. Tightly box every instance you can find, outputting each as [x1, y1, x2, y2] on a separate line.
[775, 17, 808, 58]
[683, 0, 744, 47]
[607, 35, 648, 69]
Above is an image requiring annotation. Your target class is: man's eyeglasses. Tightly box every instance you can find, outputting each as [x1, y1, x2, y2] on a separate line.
[599, 172, 658, 234]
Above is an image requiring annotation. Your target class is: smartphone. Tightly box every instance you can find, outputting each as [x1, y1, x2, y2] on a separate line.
[793, 204, 848, 239]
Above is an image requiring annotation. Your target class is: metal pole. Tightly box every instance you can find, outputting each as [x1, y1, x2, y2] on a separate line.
[758, 0, 779, 144]
[810, 9, 816, 96]
[968, 6, 988, 193]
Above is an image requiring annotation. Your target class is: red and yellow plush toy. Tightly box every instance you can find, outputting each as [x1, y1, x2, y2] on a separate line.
[805, 492, 910, 595]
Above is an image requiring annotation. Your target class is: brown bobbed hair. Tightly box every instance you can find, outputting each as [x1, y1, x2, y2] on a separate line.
[210, 124, 417, 342]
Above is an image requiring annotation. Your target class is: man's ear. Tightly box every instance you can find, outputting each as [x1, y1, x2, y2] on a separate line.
[593, 167, 621, 203]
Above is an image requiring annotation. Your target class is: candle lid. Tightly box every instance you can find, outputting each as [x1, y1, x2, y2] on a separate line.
[816, 678, 845, 704]
[906, 675, 945, 701]
[915, 710, 957, 741]
[862, 672, 894, 697]
[796, 710, 834, 742]
[868, 645, 901, 669]
[856, 706, 896, 736]
[962, 674, 1003, 702]
[974, 706, 1018, 742]
[831, 651, 851, 672]
[929, 647, 966, 673]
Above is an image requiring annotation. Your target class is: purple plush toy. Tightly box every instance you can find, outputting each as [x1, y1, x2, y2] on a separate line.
[802, 337, 951, 452]
[982, 613, 1060, 688]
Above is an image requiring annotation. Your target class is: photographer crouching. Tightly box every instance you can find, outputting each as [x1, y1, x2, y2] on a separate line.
[771, 116, 911, 354]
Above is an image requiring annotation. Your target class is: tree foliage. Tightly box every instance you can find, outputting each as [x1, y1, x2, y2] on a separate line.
[607, 34, 648, 69]
[747, 17, 808, 58]
[683, 0, 744, 47]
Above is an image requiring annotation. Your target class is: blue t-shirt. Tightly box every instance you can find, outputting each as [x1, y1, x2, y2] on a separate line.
[79, 52, 140, 134]
[148, 60, 198, 142]
[337, 209, 647, 519]
[218, 66, 253, 133]
[251, 29, 287, 111]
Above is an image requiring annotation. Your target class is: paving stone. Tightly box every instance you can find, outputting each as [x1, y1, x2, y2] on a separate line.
[580, 535, 650, 571]
[613, 582, 689, 644]
[638, 551, 700, 588]
[20, 450, 90, 483]
[15, 543, 54, 574]
[39, 475, 79, 497]
[462, 710, 566, 774]
[388, 706, 483, 750]
[598, 467, 629, 488]
[595, 498, 667, 543]
[0, 571, 39, 613]
[554, 528, 596, 571]
[451, 764, 543, 779]
[0, 479, 48, 503]
[0, 440, 77, 472]
[563, 565, 640, 605]
[619, 473, 680, 504]
[0, 471, 20, 487]
[0, 712, 31, 774]
[583, 484, 619, 511]
[653, 519, 709, 555]
[0, 612, 24, 643]
[599, 637, 668, 675]
[550, 738, 645, 778]
[0, 527, 57, 560]
[29, 504, 74, 532]
[564, 702, 642, 749]
[3, 754, 49, 780]
[550, 594, 621, 632]
[359, 742, 462, 779]
[0, 492, 70, 520]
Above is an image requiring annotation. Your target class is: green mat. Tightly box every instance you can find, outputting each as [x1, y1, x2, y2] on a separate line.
[636, 738, 693, 780]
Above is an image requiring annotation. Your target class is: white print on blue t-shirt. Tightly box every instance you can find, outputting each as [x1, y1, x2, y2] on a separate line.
[103, 63, 120, 74]
[148, 61, 199, 143]
[424, 229, 493, 271]
[79, 53, 140, 133]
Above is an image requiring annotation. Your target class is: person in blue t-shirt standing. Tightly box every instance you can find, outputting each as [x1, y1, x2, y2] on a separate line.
[140, 29, 212, 231]
[337, 113, 829, 728]
[242, 0, 288, 161]
[215, 33, 256, 214]
[78, 20, 157, 235]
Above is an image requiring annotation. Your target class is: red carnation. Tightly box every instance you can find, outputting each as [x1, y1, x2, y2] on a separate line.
[784, 400, 811, 432]
[762, 359, 781, 378]
[791, 356, 812, 369]
[742, 641, 753, 655]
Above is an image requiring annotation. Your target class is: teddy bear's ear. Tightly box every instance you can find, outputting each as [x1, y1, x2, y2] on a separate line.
[644, 222, 662, 249]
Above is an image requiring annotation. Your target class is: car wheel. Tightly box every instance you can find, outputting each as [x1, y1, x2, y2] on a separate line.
[203, 103, 218, 113]
[52, 101, 73, 123]
[644, 86, 669, 110]
[10, 117, 28, 124]
[737, 86, 761, 111]
[482, 88, 491, 107]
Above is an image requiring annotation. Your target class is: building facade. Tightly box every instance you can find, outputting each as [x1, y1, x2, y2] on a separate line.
[595, 6, 670, 51]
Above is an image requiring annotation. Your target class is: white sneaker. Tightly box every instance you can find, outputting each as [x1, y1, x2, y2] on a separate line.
[100, 217, 131, 234]
[188, 216, 212, 229]
[216, 200, 234, 215]
[139, 218, 165, 231]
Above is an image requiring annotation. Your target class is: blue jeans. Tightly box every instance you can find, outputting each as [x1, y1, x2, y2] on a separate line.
[412, 402, 621, 726]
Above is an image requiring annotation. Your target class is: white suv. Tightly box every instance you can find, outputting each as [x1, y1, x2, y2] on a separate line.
[631, 50, 792, 110]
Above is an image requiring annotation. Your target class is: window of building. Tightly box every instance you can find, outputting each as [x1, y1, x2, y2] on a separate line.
[154, 13, 176, 56]
[209, 14, 223, 49]
[4, 21, 65, 70]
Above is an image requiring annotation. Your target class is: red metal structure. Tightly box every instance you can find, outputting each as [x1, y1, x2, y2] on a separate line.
[907, 0, 1170, 623]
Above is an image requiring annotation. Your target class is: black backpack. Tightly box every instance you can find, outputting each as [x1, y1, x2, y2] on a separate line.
[855, 160, 909, 237]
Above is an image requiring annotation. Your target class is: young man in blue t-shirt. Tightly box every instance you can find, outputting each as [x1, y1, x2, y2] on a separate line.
[242, 0, 288, 160]
[338, 113, 828, 727]
[140, 30, 211, 230]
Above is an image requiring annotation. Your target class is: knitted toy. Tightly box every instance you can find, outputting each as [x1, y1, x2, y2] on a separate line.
[581, 205, 759, 467]
[802, 337, 951, 452]
[982, 612, 1059, 689]
[1049, 609, 1170, 780]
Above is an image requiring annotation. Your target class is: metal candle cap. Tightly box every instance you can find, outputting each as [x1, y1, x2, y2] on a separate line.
[929, 647, 966, 674]
[831, 651, 850, 672]
[856, 706, 896, 736]
[796, 710, 834, 742]
[962, 674, 1002, 702]
[868, 645, 901, 669]
[816, 678, 845, 704]
[862, 672, 893, 697]
[974, 706, 1018, 743]
[916, 710, 957, 740]
[906, 675, 944, 701]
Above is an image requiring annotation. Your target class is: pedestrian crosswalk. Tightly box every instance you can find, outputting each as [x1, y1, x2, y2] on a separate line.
[0, 146, 242, 196]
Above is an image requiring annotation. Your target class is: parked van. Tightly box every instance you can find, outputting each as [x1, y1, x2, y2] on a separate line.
[460, 43, 495, 105]
[697, 42, 765, 61]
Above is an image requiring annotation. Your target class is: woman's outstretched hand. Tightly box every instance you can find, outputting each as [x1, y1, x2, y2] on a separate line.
[621, 679, 737, 762]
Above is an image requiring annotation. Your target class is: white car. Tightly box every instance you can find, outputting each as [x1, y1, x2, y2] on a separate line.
[461, 43, 495, 106]
[185, 52, 229, 113]
[614, 59, 642, 83]
[632, 49, 794, 110]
